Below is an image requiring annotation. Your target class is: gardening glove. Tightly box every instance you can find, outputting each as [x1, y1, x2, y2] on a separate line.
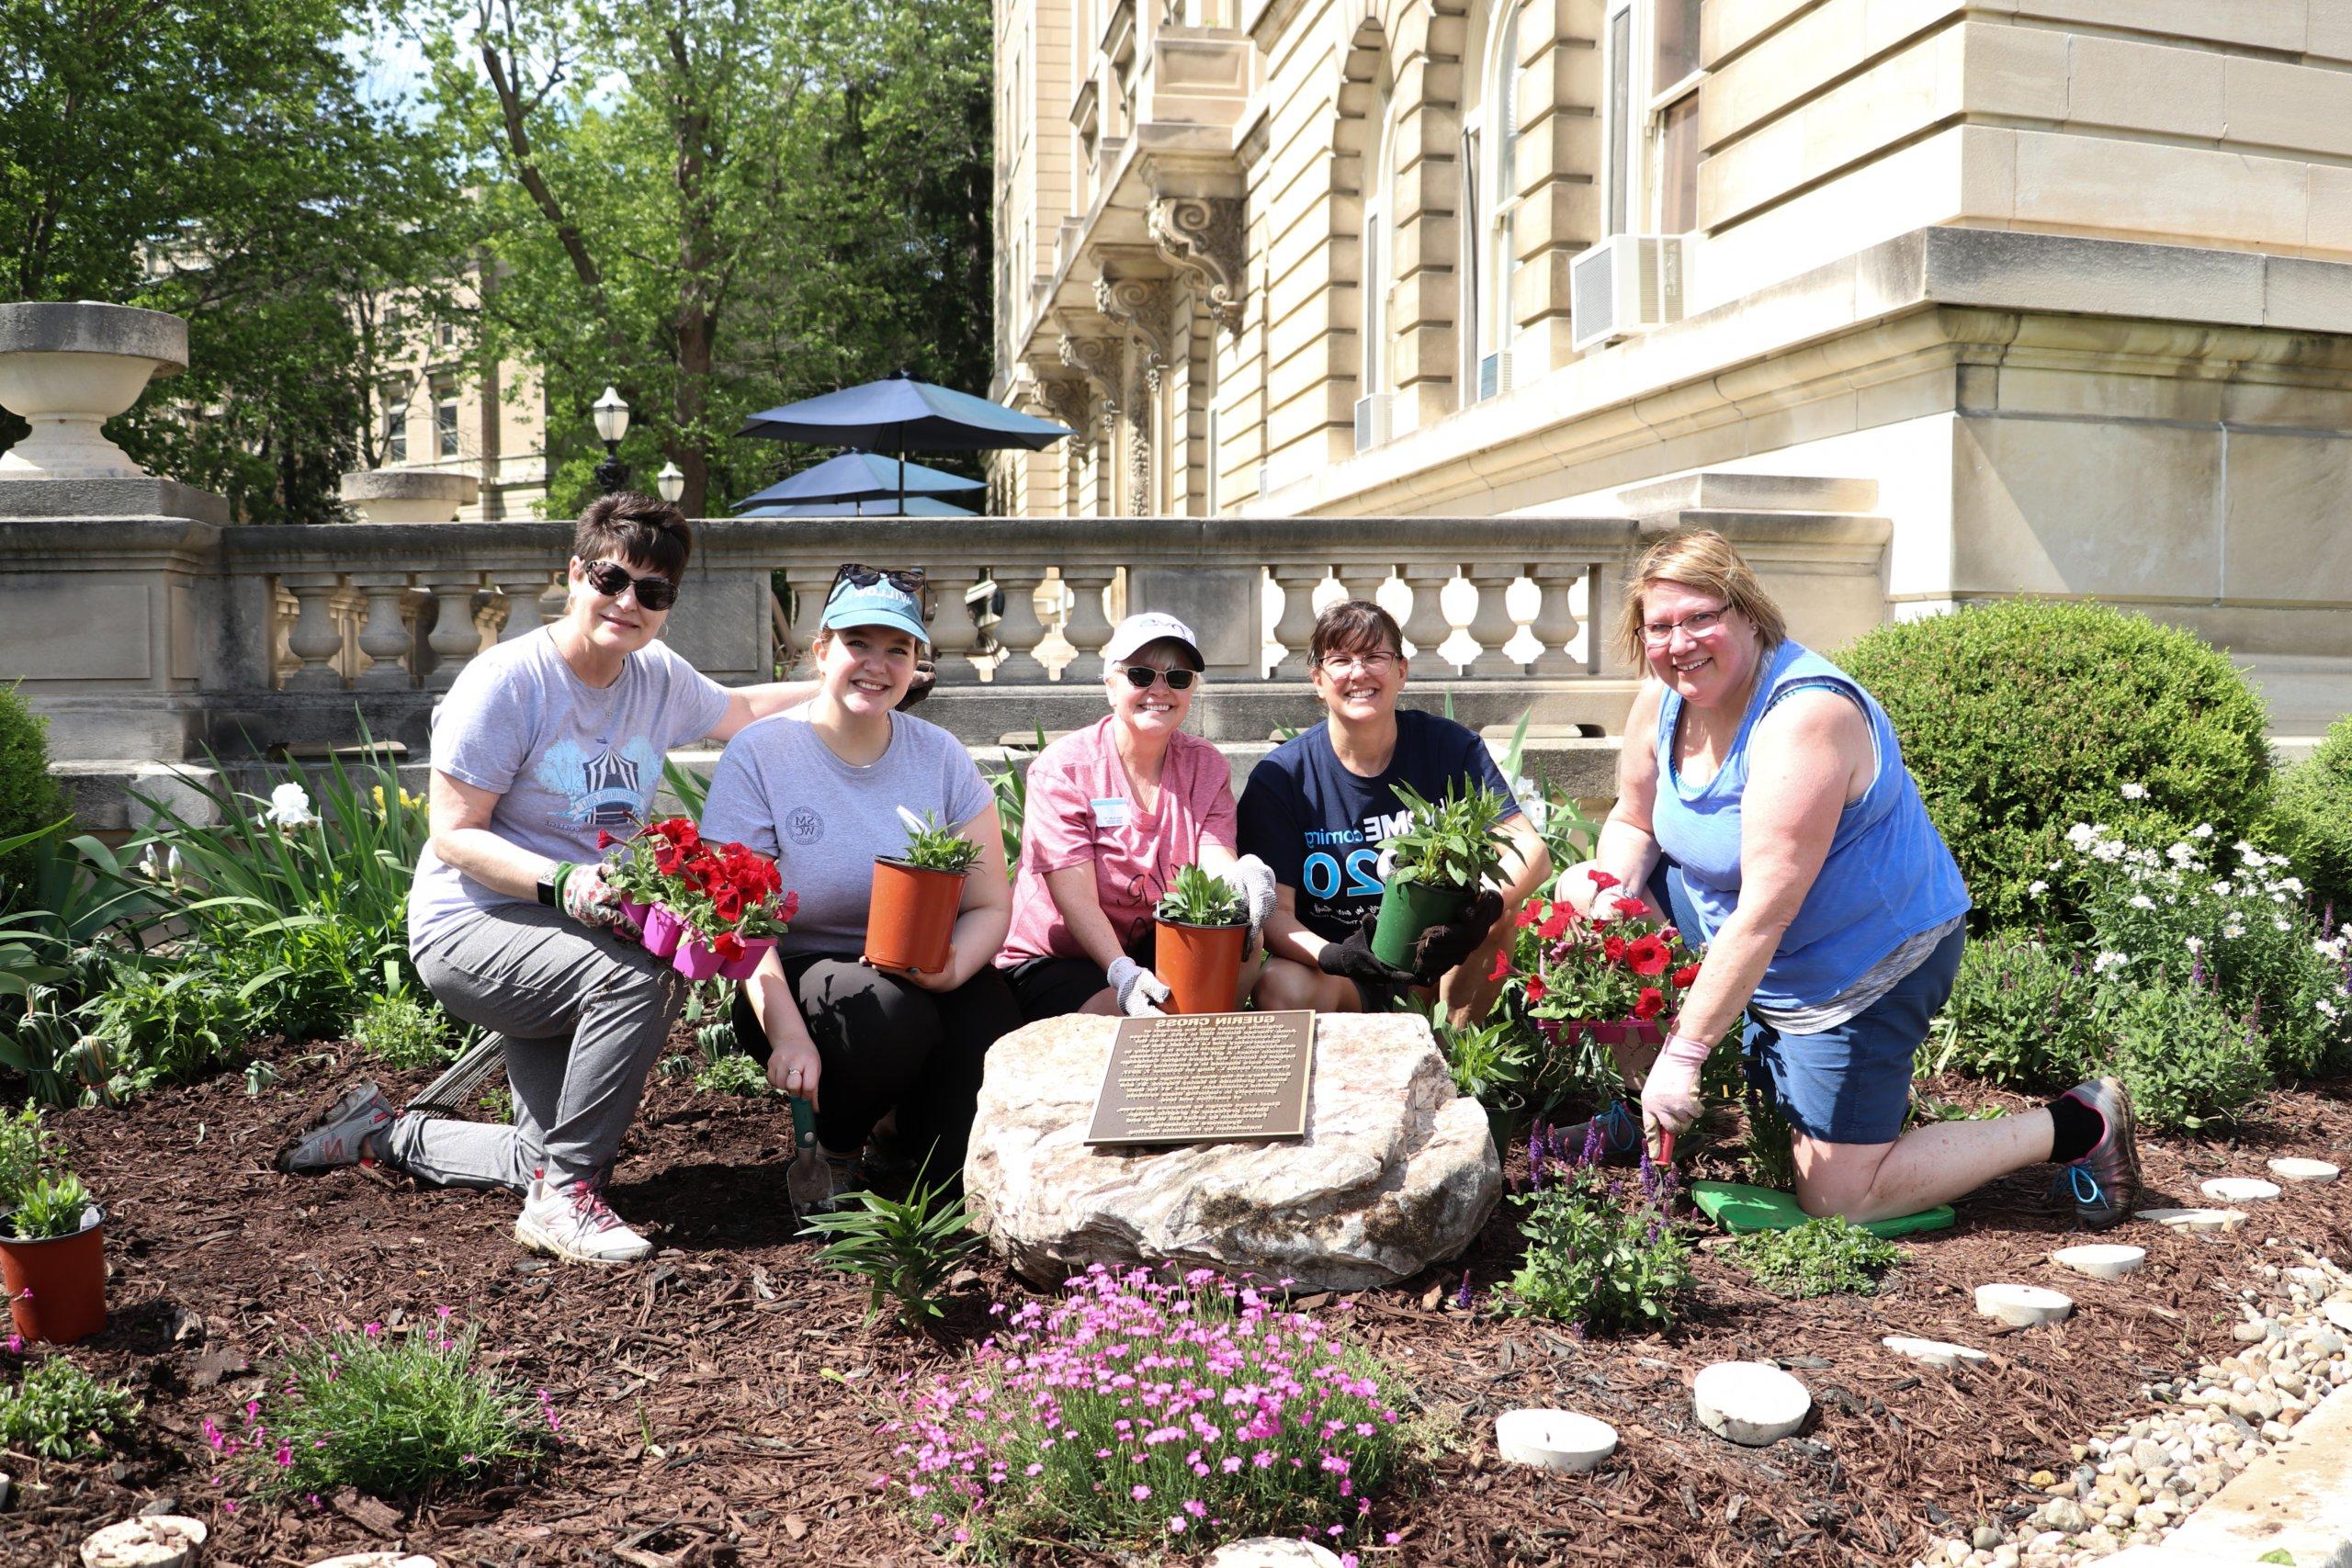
[1639, 1031, 1712, 1157]
[558, 862, 624, 929]
[1223, 855, 1279, 947]
[1105, 955, 1171, 1017]
[1315, 914, 1419, 989]
[1407, 889, 1506, 984]
[897, 659, 937, 711]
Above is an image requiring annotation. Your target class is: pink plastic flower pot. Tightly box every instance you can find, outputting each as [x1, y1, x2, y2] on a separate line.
[640, 905, 686, 959]
[619, 898, 652, 932]
[672, 939, 726, 980]
[716, 936, 777, 980]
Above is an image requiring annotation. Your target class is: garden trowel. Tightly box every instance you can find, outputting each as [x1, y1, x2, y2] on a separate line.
[786, 1095, 830, 1213]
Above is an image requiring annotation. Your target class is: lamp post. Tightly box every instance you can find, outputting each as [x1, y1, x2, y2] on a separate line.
[655, 460, 685, 504]
[592, 385, 630, 493]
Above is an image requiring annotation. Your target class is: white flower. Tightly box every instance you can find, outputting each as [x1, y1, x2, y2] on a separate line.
[265, 783, 318, 829]
[2120, 782, 2147, 800]
[2192, 823, 2215, 839]
[2065, 823, 2097, 848]
[2129, 894, 2155, 909]
[2166, 842, 2195, 863]
[139, 843, 182, 882]
[2185, 936, 2203, 953]
[2276, 919, 2293, 932]
[2027, 880, 2049, 897]
[2093, 951, 2131, 974]
[2320, 998, 2342, 1022]
[2281, 876, 2305, 895]
[2223, 923, 2246, 940]
[2212, 882, 2233, 897]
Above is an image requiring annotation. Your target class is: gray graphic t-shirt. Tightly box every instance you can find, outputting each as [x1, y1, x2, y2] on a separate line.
[407, 627, 729, 953]
[697, 708, 991, 958]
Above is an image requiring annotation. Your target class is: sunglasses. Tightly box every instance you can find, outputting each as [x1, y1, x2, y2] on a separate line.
[829, 563, 927, 598]
[1120, 665, 1197, 691]
[581, 559, 678, 611]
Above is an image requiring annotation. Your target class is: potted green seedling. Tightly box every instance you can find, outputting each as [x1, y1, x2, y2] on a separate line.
[0, 1112, 106, 1344]
[1373, 781, 1512, 971]
[866, 807, 983, 975]
[1152, 864, 1250, 1015]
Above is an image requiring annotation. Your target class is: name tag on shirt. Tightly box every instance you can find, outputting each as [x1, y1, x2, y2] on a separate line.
[1091, 796, 1131, 829]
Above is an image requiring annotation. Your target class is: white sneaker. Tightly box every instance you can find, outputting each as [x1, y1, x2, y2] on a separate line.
[513, 1169, 652, 1265]
[277, 1081, 394, 1172]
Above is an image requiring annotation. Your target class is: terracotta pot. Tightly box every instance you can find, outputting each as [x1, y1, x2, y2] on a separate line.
[716, 935, 778, 981]
[1153, 919, 1248, 1015]
[1371, 876, 1472, 971]
[865, 859, 966, 975]
[0, 1203, 107, 1346]
[640, 905, 686, 959]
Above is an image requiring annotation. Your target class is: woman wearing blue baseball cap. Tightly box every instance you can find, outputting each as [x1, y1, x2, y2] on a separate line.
[699, 565, 1019, 1211]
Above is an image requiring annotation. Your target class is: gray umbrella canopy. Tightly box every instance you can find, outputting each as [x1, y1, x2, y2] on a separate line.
[733, 450, 983, 511]
[737, 369, 1069, 511]
[735, 495, 978, 518]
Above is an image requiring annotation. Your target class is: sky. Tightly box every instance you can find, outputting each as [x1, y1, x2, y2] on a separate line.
[335, 18, 435, 120]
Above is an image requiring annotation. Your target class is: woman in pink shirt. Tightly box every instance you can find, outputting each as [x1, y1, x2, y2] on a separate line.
[997, 613, 1278, 1020]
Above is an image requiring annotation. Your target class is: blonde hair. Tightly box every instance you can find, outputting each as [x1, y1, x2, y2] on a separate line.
[1616, 529, 1789, 663]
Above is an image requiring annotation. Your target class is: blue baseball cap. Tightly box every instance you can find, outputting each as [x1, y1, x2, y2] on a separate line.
[820, 575, 929, 646]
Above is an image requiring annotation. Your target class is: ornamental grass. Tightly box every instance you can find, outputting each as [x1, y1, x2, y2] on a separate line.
[878, 1265, 1413, 1562]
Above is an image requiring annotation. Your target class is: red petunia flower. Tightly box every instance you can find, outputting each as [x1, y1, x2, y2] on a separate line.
[1524, 975, 1547, 1004]
[1671, 962, 1701, 988]
[712, 931, 745, 961]
[1515, 900, 1543, 930]
[1487, 948, 1512, 982]
[1588, 871, 1620, 890]
[1602, 934, 1628, 964]
[1611, 896, 1651, 920]
[1625, 934, 1671, 977]
[1538, 907, 1574, 941]
[1634, 986, 1666, 1021]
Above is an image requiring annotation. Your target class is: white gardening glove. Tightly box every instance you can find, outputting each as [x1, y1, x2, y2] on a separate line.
[1105, 955, 1171, 1017]
[1224, 854, 1279, 947]
[1639, 1032, 1712, 1159]
[560, 862, 625, 929]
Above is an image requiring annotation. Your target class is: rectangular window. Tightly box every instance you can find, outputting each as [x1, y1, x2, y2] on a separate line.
[1363, 211, 1383, 392]
[1608, 5, 1633, 237]
[1660, 92, 1699, 233]
[1652, 0, 1701, 90]
[385, 409, 407, 465]
[435, 389, 459, 458]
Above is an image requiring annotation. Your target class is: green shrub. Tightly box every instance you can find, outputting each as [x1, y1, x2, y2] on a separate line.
[2105, 978, 2269, 1132]
[350, 989, 452, 1071]
[1501, 1155, 1690, 1335]
[799, 1170, 981, 1329]
[1838, 601, 2271, 930]
[0, 685, 69, 911]
[1929, 931, 2104, 1090]
[75, 960, 250, 1096]
[0, 1358, 135, 1460]
[693, 1052, 768, 1096]
[221, 1317, 545, 1497]
[2268, 715, 2352, 920]
[0, 1106, 58, 1206]
[1732, 1216, 1903, 1298]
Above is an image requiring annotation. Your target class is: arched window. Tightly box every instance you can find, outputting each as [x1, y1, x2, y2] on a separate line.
[1462, 0, 1525, 402]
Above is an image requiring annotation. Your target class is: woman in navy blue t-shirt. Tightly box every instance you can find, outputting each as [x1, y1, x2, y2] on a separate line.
[1238, 600, 1551, 1019]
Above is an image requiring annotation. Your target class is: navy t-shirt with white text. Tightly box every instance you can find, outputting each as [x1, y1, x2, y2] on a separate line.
[1235, 708, 1520, 941]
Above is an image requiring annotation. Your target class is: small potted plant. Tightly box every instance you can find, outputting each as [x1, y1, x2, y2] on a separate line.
[1372, 782, 1513, 971]
[601, 818, 797, 979]
[865, 807, 981, 976]
[1498, 877, 1704, 1090]
[0, 1110, 106, 1345]
[1152, 864, 1250, 1015]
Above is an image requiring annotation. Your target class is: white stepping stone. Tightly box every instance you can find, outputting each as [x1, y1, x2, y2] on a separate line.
[308, 1557, 438, 1568]
[2137, 1207, 2249, 1233]
[1974, 1283, 2075, 1327]
[2201, 1177, 2282, 1203]
[2268, 1158, 2340, 1184]
[82, 1517, 208, 1568]
[1205, 1542, 1341, 1568]
[1495, 1408, 1619, 1472]
[1693, 1360, 1812, 1446]
[2052, 1244, 2146, 1281]
[1881, 1336, 1992, 1371]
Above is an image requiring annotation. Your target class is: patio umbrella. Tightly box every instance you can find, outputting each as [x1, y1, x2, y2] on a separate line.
[733, 450, 982, 512]
[736, 495, 978, 518]
[737, 369, 1070, 507]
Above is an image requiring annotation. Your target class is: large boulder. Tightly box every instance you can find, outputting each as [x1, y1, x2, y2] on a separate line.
[965, 1011, 1501, 1291]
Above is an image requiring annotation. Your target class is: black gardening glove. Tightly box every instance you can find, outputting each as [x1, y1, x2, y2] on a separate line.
[1407, 889, 1506, 984]
[1316, 913, 1419, 988]
[896, 659, 937, 711]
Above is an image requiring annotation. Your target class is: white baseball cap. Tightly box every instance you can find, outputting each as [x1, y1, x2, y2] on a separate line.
[1102, 612, 1204, 670]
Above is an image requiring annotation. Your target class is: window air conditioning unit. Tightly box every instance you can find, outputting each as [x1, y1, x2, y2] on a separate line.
[1569, 234, 1688, 354]
[1477, 351, 1513, 402]
[1353, 392, 1392, 453]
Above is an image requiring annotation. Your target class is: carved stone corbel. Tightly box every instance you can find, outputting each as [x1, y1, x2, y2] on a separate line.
[1057, 330, 1123, 416]
[1094, 276, 1179, 378]
[1148, 195, 1246, 334]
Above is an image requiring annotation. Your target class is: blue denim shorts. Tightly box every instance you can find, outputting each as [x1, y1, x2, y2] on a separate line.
[1741, 924, 1965, 1145]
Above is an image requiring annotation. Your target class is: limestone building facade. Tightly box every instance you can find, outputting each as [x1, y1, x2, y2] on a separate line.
[361, 284, 552, 522]
[994, 0, 2352, 730]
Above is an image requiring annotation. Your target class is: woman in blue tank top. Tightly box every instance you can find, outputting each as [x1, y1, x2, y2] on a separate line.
[1554, 531, 2140, 1230]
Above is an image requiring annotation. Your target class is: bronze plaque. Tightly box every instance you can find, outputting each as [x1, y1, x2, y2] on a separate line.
[1085, 1009, 1317, 1147]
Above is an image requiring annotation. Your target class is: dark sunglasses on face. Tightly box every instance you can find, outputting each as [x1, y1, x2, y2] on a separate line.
[1121, 665, 1197, 691]
[582, 559, 678, 611]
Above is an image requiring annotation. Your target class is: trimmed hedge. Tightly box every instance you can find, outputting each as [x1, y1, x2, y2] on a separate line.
[2268, 713, 2352, 921]
[0, 685, 67, 908]
[1838, 601, 2272, 930]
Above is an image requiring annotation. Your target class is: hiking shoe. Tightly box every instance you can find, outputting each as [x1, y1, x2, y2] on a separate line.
[277, 1081, 393, 1173]
[2051, 1076, 2140, 1230]
[514, 1170, 652, 1265]
[860, 1124, 921, 1183]
[1552, 1101, 1643, 1168]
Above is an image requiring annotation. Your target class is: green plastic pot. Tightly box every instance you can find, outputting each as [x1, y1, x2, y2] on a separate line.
[1372, 876, 1472, 970]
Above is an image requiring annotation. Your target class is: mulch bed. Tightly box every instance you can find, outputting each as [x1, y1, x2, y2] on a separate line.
[6, 1043, 2352, 1568]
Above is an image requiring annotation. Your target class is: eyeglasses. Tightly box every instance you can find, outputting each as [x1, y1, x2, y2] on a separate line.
[1120, 665, 1197, 691]
[581, 559, 678, 611]
[1639, 607, 1728, 646]
[1317, 650, 1400, 675]
[829, 563, 927, 599]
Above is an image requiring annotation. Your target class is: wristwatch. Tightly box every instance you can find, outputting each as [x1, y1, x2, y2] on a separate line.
[537, 866, 561, 908]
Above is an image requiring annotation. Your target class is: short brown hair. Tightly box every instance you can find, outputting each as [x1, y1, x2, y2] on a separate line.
[574, 492, 692, 581]
[1308, 600, 1403, 667]
[1617, 528, 1788, 663]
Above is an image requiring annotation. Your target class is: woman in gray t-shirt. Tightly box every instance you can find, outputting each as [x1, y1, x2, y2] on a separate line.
[699, 568, 1019, 1212]
[279, 495, 819, 1267]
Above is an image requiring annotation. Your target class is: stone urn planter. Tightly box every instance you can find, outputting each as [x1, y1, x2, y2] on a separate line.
[338, 467, 481, 523]
[0, 301, 187, 479]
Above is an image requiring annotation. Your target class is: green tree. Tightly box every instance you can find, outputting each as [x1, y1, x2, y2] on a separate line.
[0, 0, 466, 523]
[410, 0, 992, 516]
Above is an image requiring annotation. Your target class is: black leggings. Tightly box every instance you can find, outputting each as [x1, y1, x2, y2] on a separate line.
[729, 952, 1022, 1177]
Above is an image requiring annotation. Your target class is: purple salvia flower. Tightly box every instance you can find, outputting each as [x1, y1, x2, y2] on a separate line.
[1578, 1117, 1604, 1168]
[1453, 1270, 1472, 1310]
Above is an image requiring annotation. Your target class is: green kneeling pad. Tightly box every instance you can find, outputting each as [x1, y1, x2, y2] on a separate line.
[1690, 1180, 1955, 1240]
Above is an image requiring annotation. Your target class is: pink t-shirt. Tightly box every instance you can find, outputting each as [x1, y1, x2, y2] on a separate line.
[999, 716, 1238, 966]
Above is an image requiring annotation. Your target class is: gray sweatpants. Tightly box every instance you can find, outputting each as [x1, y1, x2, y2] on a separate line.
[388, 903, 687, 1191]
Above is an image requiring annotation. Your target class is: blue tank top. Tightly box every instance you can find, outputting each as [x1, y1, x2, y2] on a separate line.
[1648, 640, 1969, 1011]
